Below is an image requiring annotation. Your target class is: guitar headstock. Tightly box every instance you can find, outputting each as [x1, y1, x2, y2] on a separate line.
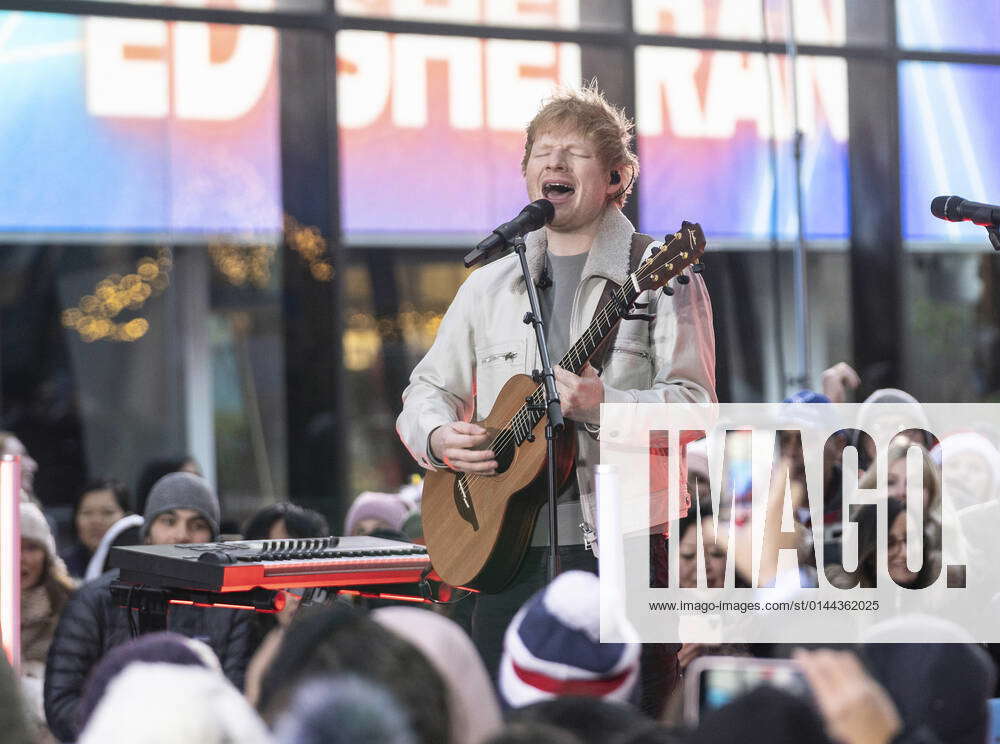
[632, 221, 706, 293]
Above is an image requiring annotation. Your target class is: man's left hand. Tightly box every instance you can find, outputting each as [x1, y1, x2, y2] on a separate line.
[554, 364, 604, 421]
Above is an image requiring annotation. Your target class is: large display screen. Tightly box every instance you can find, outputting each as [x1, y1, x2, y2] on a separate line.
[633, 0, 846, 44]
[897, 0, 1000, 54]
[636, 48, 849, 241]
[899, 62, 1000, 243]
[0, 11, 281, 236]
[337, 31, 581, 241]
[336, 0, 621, 31]
[339, 33, 849, 243]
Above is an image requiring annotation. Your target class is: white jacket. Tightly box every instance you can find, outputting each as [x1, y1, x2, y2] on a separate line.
[396, 207, 717, 549]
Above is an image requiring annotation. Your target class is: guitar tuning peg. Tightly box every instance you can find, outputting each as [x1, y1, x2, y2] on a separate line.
[692, 261, 705, 273]
[676, 274, 690, 285]
[662, 286, 675, 297]
[650, 245, 660, 255]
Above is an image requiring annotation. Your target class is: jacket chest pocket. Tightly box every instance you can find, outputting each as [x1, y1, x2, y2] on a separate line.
[604, 339, 653, 390]
[475, 339, 527, 414]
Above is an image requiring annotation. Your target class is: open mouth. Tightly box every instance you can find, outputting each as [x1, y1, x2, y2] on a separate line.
[542, 181, 575, 201]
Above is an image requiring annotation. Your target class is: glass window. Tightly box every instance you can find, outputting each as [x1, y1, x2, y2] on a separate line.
[707, 250, 851, 401]
[209, 241, 287, 524]
[336, 0, 624, 31]
[903, 252, 1000, 402]
[899, 62, 1000, 245]
[343, 252, 471, 494]
[337, 31, 580, 243]
[87, 0, 324, 12]
[897, 0, 1000, 54]
[0, 243, 285, 530]
[633, 0, 846, 45]
[0, 11, 281, 237]
[636, 47, 849, 241]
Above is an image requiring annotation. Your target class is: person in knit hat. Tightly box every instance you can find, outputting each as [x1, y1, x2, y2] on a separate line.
[76, 631, 221, 733]
[44, 473, 252, 743]
[860, 616, 996, 744]
[374, 606, 503, 744]
[141, 471, 220, 543]
[19, 501, 76, 743]
[344, 491, 412, 536]
[78, 662, 272, 744]
[853, 388, 932, 471]
[931, 431, 1000, 512]
[498, 570, 640, 709]
[273, 674, 417, 744]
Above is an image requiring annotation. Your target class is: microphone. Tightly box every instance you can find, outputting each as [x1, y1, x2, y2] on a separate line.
[464, 200, 555, 268]
[931, 195, 1000, 227]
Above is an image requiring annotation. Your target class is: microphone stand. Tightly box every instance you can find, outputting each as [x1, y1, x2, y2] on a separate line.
[986, 226, 1000, 252]
[512, 234, 565, 584]
[784, 0, 811, 391]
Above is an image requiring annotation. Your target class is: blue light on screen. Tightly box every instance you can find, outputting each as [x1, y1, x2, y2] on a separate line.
[0, 11, 281, 236]
[897, 0, 1000, 54]
[899, 62, 1000, 242]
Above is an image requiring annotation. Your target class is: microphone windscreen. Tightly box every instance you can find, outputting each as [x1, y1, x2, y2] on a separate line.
[931, 195, 961, 221]
[530, 199, 555, 225]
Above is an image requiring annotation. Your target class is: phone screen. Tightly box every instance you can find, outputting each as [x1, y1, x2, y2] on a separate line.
[686, 658, 811, 723]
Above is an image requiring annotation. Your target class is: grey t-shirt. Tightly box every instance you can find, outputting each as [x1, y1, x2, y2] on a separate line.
[532, 249, 588, 545]
[539, 249, 588, 365]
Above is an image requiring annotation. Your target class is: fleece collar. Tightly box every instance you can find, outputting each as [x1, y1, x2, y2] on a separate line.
[510, 207, 635, 293]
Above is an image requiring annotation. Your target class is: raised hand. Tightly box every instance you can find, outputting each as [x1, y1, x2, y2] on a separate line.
[795, 649, 902, 744]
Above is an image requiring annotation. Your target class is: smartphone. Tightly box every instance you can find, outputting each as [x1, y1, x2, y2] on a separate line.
[683, 656, 811, 725]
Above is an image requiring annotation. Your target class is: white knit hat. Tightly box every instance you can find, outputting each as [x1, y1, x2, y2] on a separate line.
[19, 502, 56, 560]
[78, 663, 271, 744]
[498, 571, 640, 708]
[19, 501, 71, 586]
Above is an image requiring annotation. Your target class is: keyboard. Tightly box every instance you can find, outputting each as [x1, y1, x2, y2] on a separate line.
[109, 536, 432, 593]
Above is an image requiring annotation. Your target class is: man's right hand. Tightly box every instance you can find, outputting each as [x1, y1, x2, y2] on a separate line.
[429, 422, 498, 475]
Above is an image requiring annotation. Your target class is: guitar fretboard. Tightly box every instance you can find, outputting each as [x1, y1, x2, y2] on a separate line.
[505, 275, 640, 446]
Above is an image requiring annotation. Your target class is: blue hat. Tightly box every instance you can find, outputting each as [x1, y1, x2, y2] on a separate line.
[498, 571, 640, 708]
[783, 390, 831, 404]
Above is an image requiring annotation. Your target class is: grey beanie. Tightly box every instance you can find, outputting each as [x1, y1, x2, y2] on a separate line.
[142, 472, 220, 540]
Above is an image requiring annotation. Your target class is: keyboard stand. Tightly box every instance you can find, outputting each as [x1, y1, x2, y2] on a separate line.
[109, 582, 283, 637]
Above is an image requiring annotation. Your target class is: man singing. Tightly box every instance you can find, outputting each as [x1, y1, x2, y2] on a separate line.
[397, 84, 716, 676]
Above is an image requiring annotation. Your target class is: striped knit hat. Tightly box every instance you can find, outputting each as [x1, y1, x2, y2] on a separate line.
[498, 570, 640, 708]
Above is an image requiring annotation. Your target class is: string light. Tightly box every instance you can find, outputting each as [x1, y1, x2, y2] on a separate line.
[61, 216, 334, 344]
[209, 241, 276, 288]
[343, 309, 444, 371]
[61, 248, 172, 343]
[284, 214, 334, 281]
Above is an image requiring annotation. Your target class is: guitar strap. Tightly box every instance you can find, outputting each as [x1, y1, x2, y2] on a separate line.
[588, 232, 655, 374]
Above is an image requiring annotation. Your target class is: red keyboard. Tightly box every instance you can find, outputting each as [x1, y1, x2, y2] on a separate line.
[110, 536, 432, 593]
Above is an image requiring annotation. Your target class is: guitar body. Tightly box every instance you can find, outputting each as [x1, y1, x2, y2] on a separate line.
[421, 374, 576, 593]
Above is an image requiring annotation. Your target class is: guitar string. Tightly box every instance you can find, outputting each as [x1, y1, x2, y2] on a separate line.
[478, 238, 683, 460]
[461, 280, 631, 489]
[483, 235, 687, 448]
[460, 235, 697, 490]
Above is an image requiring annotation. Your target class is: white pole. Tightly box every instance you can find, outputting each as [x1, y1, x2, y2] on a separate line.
[0, 455, 22, 672]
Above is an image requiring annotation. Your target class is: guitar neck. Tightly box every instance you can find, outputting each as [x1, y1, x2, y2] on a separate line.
[557, 281, 639, 375]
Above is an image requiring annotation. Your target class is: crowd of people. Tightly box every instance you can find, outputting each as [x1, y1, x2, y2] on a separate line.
[2, 359, 999, 744]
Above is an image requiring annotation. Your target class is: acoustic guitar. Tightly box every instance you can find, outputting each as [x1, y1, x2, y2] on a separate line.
[422, 222, 707, 592]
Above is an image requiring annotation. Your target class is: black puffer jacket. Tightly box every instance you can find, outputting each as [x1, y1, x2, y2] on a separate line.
[43, 570, 253, 742]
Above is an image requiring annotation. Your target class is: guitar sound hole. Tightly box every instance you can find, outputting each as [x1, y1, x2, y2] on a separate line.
[492, 432, 516, 474]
